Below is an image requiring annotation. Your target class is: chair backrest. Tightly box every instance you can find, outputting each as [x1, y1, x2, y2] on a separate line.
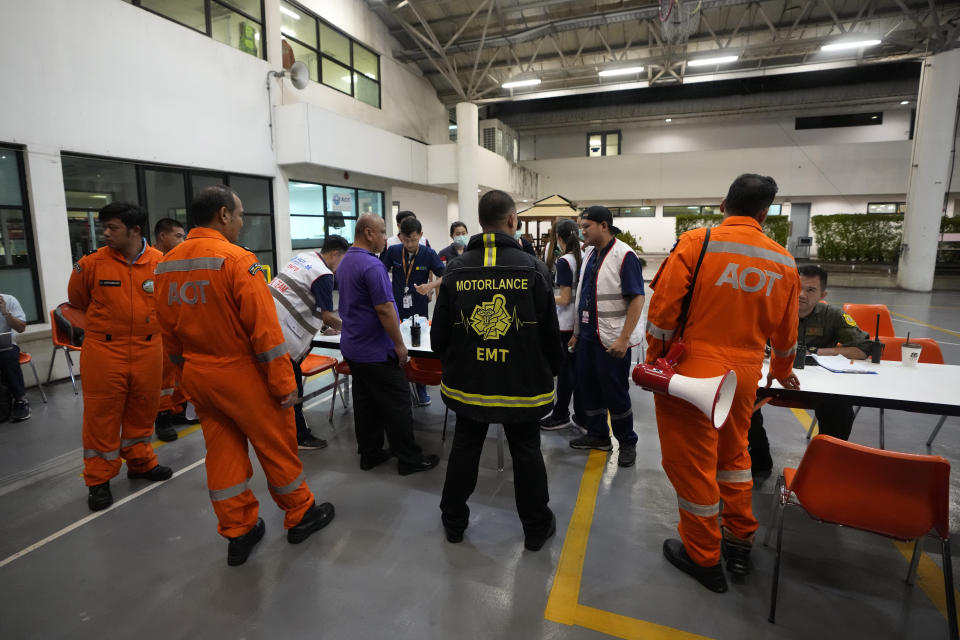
[50, 304, 86, 349]
[404, 357, 442, 384]
[789, 435, 951, 540]
[842, 303, 895, 338]
[878, 336, 945, 364]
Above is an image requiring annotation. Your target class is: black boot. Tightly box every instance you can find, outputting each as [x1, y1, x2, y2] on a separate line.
[87, 482, 113, 511]
[288, 501, 335, 544]
[127, 465, 173, 481]
[155, 411, 178, 442]
[227, 518, 265, 566]
[721, 530, 753, 578]
[663, 539, 728, 593]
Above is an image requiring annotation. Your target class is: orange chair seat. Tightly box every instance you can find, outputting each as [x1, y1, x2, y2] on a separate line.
[404, 357, 442, 386]
[878, 336, 945, 364]
[301, 354, 337, 377]
[334, 361, 351, 375]
[18, 352, 31, 365]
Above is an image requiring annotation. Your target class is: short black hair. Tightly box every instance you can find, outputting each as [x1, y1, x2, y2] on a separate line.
[399, 216, 422, 236]
[154, 217, 184, 236]
[450, 221, 467, 237]
[99, 202, 147, 238]
[724, 174, 778, 219]
[322, 234, 350, 254]
[478, 190, 516, 228]
[798, 264, 828, 289]
[189, 185, 238, 227]
[396, 210, 416, 225]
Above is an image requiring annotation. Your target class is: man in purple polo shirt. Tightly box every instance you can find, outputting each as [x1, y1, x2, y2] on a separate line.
[337, 213, 439, 475]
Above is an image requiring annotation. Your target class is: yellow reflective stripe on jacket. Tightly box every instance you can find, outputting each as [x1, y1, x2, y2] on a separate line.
[441, 382, 554, 408]
[483, 234, 497, 266]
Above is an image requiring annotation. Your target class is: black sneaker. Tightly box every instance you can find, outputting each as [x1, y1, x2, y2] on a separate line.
[569, 434, 612, 451]
[154, 412, 178, 442]
[127, 464, 173, 481]
[662, 538, 728, 593]
[288, 501, 335, 544]
[360, 449, 393, 470]
[87, 482, 113, 511]
[298, 431, 328, 450]
[11, 399, 30, 422]
[227, 518, 265, 566]
[539, 414, 571, 431]
[398, 454, 440, 476]
[524, 512, 557, 551]
[721, 536, 753, 578]
[444, 525, 464, 544]
[617, 444, 637, 468]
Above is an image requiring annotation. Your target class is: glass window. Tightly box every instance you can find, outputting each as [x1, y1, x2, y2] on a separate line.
[144, 169, 187, 229]
[328, 216, 357, 244]
[353, 43, 378, 80]
[0, 268, 38, 324]
[867, 202, 903, 214]
[326, 186, 356, 216]
[322, 58, 352, 95]
[284, 39, 319, 82]
[320, 23, 350, 64]
[229, 175, 271, 213]
[141, 0, 206, 32]
[618, 206, 655, 217]
[768, 204, 782, 215]
[605, 133, 619, 156]
[355, 74, 380, 108]
[0, 147, 41, 322]
[62, 156, 138, 207]
[239, 214, 272, 251]
[217, 0, 261, 20]
[701, 205, 722, 215]
[357, 190, 383, 216]
[210, 5, 261, 58]
[290, 181, 325, 215]
[0, 152, 22, 206]
[291, 215, 325, 249]
[280, 1, 316, 46]
[68, 210, 102, 260]
[588, 135, 602, 157]
[663, 206, 700, 217]
[0, 209, 30, 267]
[587, 131, 620, 156]
[191, 174, 226, 196]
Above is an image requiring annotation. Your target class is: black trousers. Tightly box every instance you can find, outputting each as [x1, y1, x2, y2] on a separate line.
[291, 357, 308, 441]
[749, 398, 856, 458]
[0, 346, 25, 399]
[346, 358, 422, 464]
[440, 416, 552, 536]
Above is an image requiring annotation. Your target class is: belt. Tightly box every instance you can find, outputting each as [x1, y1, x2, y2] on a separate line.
[85, 330, 153, 342]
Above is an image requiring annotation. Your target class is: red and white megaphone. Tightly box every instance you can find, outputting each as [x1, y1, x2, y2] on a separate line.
[631, 342, 737, 429]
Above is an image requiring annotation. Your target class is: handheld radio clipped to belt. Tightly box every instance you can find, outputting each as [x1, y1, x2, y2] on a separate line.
[631, 228, 738, 429]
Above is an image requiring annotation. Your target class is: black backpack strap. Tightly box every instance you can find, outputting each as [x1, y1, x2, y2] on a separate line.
[675, 227, 711, 340]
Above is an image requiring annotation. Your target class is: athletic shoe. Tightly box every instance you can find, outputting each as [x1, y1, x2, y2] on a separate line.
[617, 444, 637, 468]
[298, 431, 328, 450]
[539, 414, 571, 431]
[569, 434, 612, 451]
[415, 386, 432, 407]
[11, 399, 30, 422]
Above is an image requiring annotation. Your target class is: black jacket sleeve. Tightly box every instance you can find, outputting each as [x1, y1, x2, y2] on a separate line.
[535, 262, 564, 376]
[430, 274, 452, 356]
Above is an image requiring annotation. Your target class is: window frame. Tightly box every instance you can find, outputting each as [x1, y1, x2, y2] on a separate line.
[130, 0, 267, 60]
[289, 179, 384, 249]
[586, 130, 621, 157]
[867, 202, 906, 215]
[0, 144, 42, 324]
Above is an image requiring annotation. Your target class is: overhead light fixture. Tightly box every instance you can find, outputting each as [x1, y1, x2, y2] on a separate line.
[279, 5, 300, 19]
[871, 115, 878, 119]
[900, 100, 909, 105]
[395, 0, 409, 7]
[502, 78, 541, 89]
[665, 118, 673, 122]
[821, 39, 881, 51]
[449, 124, 457, 130]
[688, 55, 739, 67]
[599, 66, 644, 78]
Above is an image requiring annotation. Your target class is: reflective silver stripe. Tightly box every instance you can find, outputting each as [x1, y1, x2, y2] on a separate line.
[84, 448, 119, 461]
[209, 480, 250, 502]
[646, 321, 675, 341]
[276, 273, 320, 316]
[160, 388, 175, 397]
[583, 408, 607, 417]
[717, 469, 754, 484]
[269, 472, 305, 496]
[441, 383, 555, 408]
[121, 437, 151, 448]
[678, 496, 720, 517]
[596, 293, 623, 301]
[270, 285, 320, 337]
[255, 343, 288, 363]
[610, 409, 632, 420]
[169, 354, 184, 365]
[597, 309, 627, 318]
[773, 343, 797, 357]
[706, 241, 796, 268]
[155, 257, 225, 274]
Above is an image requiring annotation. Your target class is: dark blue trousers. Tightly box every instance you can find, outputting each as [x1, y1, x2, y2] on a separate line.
[550, 331, 582, 422]
[574, 337, 638, 445]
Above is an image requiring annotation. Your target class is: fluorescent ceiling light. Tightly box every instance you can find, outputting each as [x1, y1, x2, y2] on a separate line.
[502, 78, 541, 89]
[449, 124, 457, 130]
[821, 39, 881, 51]
[900, 100, 909, 105]
[665, 118, 672, 122]
[688, 55, 739, 67]
[279, 5, 300, 19]
[396, 0, 409, 8]
[599, 66, 644, 77]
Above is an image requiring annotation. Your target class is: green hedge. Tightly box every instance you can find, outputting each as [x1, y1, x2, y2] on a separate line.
[810, 214, 902, 262]
[940, 216, 960, 264]
[675, 214, 788, 247]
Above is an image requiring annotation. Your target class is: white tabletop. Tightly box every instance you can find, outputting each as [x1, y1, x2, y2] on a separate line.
[759, 360, 960, 416]
[311, 331, 437, 358]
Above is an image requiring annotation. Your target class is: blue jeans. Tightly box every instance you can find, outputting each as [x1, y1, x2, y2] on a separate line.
[573, 338, 637, 445]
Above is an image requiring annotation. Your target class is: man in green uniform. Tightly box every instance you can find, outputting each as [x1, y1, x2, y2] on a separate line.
[749, 265, 873, 474]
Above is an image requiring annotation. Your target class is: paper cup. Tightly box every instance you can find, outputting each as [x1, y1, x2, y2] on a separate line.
[901, 343, 922, 367]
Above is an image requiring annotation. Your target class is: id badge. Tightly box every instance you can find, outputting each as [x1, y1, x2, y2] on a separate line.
[403, 294, 413, 309]
[581, 310, 589, 324]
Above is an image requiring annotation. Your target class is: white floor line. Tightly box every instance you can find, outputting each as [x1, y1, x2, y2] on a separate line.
[0, 457, 206, 570]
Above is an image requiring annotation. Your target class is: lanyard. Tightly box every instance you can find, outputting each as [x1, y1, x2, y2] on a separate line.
[402, 248, 418, 289]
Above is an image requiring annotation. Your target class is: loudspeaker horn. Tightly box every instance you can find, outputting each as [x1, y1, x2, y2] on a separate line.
[632, 342, 738, 429]
[289, 61, 309, 90]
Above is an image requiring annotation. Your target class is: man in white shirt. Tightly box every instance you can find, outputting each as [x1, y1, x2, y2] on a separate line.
[0, 293, 30, 421]
[385, 210, 430, 251]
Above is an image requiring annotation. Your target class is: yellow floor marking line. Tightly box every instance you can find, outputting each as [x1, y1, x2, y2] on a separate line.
[889, 311, 960, 340]
[152, 423, 202, 449]
[790, 408, 816, 436]
[544, 450, 713, 640]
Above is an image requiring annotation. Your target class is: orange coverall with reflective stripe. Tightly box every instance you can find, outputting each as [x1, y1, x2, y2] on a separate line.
[154, 227, 313, 538]
[645, 216, 799, 567]
[68, 244, 163, 486]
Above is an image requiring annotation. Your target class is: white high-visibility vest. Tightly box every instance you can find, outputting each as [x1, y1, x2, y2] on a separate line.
[555, 253, 578, 332]
[576, 239, 644, 348]
[269, 252, 333, 362]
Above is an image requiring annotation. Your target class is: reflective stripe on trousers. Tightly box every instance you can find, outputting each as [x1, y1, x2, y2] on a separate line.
[209, 479, 250, 502]
[677, 495, 720, 517]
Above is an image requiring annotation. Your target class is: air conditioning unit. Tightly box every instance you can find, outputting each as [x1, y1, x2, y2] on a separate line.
[478, 119, 518, 163]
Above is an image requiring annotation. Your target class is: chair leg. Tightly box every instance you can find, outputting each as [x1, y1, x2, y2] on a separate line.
[879, 408, 885, 450]
[927, 415, 949, 448]
[906, 538, 922, 585]
[853, 406, 861, 419]
[941, 539, 959, 640]
[768, 500, 788, 624]
[805, 416, 818, 441]
[763, 473, 785, 547]
[28, 360, 47, 403]
[328, 372, 339, 423]
[47, 347, 57, 383]
[442, 408, 449, 442]
[343, 375, 351, 408]
[337, 375, 349, 409]
[497, 424, 505, 472]
[65, 350, 78, 394]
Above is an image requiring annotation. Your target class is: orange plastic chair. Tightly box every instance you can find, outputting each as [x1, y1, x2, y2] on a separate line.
[766, 435, 956, 639]
[48, 307, 84, 395]
[842, 303, 895, 338]
[327, 360, 351, 422]
[404, 357, 449, 438]
[18, 352, 47, 403]
[876, 336, 952, 447]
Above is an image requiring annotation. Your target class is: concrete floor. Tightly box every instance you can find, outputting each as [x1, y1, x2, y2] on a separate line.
[1, 286, 958, 640]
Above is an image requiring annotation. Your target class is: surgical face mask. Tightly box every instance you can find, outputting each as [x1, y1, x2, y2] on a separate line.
[453, 234, 468, 247]
[514, 230, 523, 241]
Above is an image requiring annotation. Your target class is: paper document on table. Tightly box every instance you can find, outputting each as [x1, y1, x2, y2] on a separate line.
[811, 354, 878, 374]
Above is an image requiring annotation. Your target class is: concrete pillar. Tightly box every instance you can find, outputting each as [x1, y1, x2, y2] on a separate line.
[898, 48, 960, 292]
[455, 102, 480, 234]
[24, 144, 72, 315]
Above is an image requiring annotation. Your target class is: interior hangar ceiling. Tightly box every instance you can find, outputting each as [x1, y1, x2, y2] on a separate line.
[367, 0, 960, 109]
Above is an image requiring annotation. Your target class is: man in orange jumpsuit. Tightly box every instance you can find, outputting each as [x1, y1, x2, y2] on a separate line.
[68, 202, 173, 512]
[155, 185, 334, 566]
[645, 174, 800, 593]
[153, 217, 188, 442]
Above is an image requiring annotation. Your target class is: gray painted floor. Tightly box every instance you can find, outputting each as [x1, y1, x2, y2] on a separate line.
[1, 286, 959, 640]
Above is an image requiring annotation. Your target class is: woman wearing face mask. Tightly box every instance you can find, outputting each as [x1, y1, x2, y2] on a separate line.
[540, 218, 584, 431]
[438, 221, 469, 264]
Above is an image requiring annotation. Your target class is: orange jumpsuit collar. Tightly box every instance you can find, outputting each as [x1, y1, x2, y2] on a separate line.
[186, 227, 231, 243]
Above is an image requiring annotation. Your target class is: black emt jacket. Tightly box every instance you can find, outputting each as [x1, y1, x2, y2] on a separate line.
[431, 232, 564, 424]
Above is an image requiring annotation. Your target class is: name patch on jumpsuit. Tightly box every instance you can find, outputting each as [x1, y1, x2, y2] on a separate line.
[99, 280, 121, 287]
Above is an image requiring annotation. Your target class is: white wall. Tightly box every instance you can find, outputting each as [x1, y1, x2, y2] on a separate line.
[391, 187, 452, 250]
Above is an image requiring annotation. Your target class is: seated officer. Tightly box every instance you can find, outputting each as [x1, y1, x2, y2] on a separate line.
[749, 264, 872, 474]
